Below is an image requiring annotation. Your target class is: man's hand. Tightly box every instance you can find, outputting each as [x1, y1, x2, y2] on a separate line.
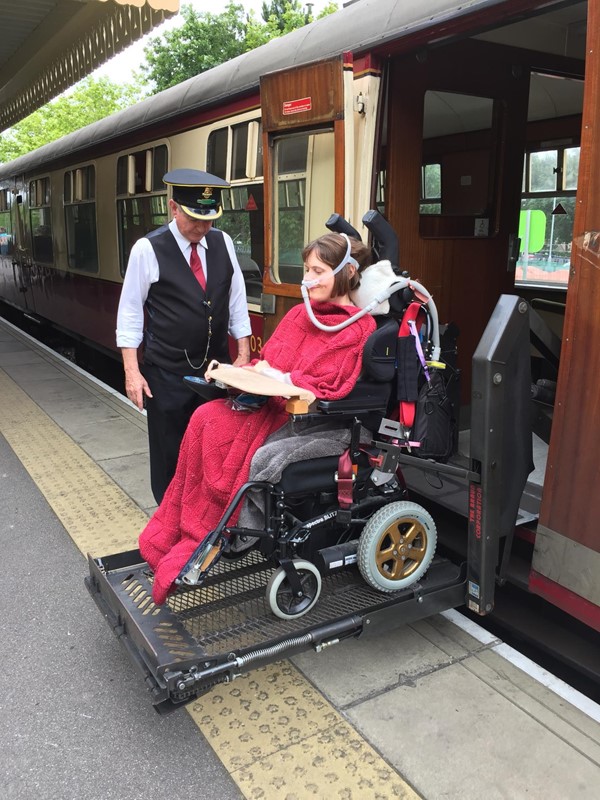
[121, 348, 152, 411]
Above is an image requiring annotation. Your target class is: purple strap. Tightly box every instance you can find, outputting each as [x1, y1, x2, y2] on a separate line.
[408, 319, 430, 382]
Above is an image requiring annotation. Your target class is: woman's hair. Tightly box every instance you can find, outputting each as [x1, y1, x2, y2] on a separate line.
[302, 233, 372, 298]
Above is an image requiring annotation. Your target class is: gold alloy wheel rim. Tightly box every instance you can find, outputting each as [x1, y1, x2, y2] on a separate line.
[375, 517, 428, 581]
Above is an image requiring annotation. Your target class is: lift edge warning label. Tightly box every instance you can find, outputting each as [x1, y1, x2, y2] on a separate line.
[469, 484, 483, 540]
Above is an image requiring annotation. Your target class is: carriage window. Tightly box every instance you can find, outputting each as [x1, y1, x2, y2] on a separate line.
[64, 166, 98, 273]
[232, 125, 249, 180]
[207, 120, 263, 181]
[529, 150, 558, 192]
[117, 196, 168, 276]
[0, 190, 12, 256]
[217, 184, 264, 304]
[272, 129, 334, 284]
[207, 121, 265, 299]
[420, 163, 441, 214]
[117, 144, 169, 275]
[116, 144, 168, 196]
[420, 91, 497, 237]
[29, 177, 53, 263]
[153, 145, 169, 191]
[516, 145, 580, 288]
[207, 128, 228, 178]
[563, 147, 580, 190]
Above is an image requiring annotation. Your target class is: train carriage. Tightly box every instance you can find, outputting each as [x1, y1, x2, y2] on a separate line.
[1, 0, 599, 639]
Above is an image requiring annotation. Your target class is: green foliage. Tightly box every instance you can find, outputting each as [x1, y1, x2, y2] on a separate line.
[141, 4, 249, 91]
[0, 77, 145, 163]
[142, 1, 339, 94]
[316, 2, 340, 20]
[261, 1, 310, 31]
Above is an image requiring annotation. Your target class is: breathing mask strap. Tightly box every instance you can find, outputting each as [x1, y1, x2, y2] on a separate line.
[332, 233, 359, 276]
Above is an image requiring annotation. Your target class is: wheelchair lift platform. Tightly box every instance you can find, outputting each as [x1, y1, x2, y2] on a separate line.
[86, 547, 466, 714]
[86, 293, 533, 714]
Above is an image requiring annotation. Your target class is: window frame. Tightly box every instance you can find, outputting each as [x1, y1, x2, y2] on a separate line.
[63, 164, 99, 273]
[28, 176, 54, 264]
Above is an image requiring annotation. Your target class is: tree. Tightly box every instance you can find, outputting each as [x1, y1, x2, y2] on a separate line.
[142, 1, 339, 93]
[141, 4, 249, 92]
[0, 77, 145, 163]
[261, 0, 339, 30]
[261, 1, 310, 31]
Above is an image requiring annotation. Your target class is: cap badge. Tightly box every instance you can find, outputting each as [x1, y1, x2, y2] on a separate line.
[201, 187, 213, 199]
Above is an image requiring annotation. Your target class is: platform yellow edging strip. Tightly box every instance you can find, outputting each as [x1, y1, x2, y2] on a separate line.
[0, 369, 144, 555]
[0, 364, 420, 800]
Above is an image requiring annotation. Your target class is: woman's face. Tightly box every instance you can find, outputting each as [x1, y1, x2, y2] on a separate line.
[303, 252, 337, 302]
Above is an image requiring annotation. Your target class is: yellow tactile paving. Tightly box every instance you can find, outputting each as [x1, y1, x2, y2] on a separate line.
[190, 663, 420, 799]
[0, 361, 420, 800]
[0, 368, 144, 554]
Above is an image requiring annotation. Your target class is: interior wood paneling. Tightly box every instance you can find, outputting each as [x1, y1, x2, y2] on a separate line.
[386, 40, 533, 396]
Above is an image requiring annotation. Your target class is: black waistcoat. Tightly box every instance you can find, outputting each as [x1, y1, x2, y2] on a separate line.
[143, 226, 234, 375]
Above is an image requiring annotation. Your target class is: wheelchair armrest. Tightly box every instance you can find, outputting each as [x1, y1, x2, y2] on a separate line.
[317, 381, 391, 414]
[183, 375, 228, 401]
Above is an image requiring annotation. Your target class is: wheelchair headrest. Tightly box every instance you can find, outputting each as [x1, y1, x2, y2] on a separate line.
[361, 318, 399, 383]
[351, 259, 400, 315]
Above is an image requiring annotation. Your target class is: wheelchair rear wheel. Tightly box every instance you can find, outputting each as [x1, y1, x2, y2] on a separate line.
[357, 501, 437, 592]
[266, 560, 322, 619]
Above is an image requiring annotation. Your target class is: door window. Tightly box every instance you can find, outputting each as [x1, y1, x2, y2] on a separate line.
[272, 129, 334, 284]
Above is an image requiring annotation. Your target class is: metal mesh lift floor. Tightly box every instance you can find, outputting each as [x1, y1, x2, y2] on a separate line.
[88, 546, 463, 704]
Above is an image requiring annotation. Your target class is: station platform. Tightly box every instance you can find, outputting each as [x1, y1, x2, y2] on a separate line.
[2, 314, 600, 800]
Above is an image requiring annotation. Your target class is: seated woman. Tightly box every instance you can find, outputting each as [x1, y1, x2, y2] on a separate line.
[139, 232, 377, 604]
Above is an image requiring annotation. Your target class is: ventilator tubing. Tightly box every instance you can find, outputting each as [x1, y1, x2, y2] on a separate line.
[301, 275, 441, 361]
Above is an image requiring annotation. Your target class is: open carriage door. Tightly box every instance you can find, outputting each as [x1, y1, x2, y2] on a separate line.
[531, 0, 600, 628]
[259, 55, 354, 339]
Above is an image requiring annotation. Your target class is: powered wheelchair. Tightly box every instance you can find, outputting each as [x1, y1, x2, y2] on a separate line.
[176, 227, 454, 620]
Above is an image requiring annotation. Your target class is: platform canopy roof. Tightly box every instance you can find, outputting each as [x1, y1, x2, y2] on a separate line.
[0, 0, 179, 132]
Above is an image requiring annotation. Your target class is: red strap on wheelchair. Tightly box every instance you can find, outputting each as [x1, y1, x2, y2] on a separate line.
[337, 449, 355, 509]
[399, 302, 425, 429]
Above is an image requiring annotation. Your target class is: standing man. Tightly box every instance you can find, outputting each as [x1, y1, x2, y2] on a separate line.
[116, 169, 252, 504]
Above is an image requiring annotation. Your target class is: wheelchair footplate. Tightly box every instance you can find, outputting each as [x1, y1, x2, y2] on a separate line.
[86, 547, 466, 714]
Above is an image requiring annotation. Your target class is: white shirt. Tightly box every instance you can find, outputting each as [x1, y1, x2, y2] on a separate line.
[116, 218, 252, 349]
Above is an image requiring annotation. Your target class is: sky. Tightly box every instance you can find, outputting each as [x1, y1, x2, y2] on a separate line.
[93, 1, 334, 84]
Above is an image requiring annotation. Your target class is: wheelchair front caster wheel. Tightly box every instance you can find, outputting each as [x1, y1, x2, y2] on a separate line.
[358, 501, 437, 592]
[266, 560, 322, 619]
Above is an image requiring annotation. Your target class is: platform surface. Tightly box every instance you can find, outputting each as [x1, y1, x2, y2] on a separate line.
[1, 315, 599, 800]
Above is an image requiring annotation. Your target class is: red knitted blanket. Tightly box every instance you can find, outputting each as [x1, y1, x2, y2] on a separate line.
[139, 301, 376, 603]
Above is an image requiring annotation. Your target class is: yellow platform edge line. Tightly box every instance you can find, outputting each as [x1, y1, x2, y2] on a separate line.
[0, 364, 421, 800]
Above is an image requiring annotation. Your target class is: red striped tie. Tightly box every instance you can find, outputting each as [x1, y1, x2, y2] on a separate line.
[190, 242, 206, 290]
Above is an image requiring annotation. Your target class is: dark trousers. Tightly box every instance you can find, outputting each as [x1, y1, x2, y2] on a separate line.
[142, 363, 204, 505]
